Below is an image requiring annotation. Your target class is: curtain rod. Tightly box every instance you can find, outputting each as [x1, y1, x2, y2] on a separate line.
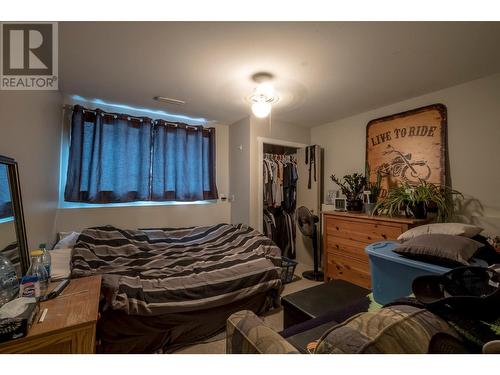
[62, 104, 210, 129]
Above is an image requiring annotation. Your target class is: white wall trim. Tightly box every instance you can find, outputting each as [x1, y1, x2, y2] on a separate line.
[257, 137, 308, 232]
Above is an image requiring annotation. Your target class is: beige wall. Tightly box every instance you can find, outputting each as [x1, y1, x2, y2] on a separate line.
[0, 91, 63, 249]
[54, 97, 231, 234]
[229, 115, 311, 228]
[249, 116, 311, 229]
[54, 202, 231, 233]
[228, 116, 251, 225]
[295, 145, 322, 267]
[312, 73, 500, 235]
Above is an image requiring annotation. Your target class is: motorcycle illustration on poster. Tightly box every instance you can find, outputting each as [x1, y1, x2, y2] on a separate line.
[366, 104, 447, 198]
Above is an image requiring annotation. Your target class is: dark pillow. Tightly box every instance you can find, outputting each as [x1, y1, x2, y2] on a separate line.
[394, 234, 483, 266]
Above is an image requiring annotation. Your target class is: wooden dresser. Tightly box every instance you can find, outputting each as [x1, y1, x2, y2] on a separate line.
[0, 275, 101, 354]
[323, 211, 428, 288]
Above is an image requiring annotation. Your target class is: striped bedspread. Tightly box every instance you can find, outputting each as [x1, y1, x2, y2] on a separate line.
[71, 224, 283, 316]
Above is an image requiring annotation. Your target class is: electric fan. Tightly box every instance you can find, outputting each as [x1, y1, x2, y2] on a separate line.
[296, 206, 324, 281]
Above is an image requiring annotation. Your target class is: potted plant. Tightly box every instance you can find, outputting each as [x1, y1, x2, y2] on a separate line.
[364, 163, 382, 215]
[373, 179, 463, 222]
[330, 173, 366, 212]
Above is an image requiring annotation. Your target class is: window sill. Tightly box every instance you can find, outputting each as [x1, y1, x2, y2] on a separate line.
[58, 200, 224, 209]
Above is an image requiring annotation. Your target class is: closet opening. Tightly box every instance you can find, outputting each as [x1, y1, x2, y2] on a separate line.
[257, 137, 323, 269]
[258, 137, 323, 276]
[262, 142, 300, 260]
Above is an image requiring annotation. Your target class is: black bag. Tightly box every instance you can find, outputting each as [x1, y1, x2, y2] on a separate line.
[412, 266, 500, 319]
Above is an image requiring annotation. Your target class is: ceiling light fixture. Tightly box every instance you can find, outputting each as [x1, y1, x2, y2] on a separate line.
[250, 72, 278, 119]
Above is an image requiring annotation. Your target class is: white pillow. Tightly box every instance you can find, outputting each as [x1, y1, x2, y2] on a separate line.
[53, 231, 81, 249]
[398, 223, 483, 242]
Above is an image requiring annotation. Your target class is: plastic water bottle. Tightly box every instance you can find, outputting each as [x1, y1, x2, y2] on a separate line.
[0, 253, 19, 307]
[27, 250, 49, 298]
[39, 243, 51, 281]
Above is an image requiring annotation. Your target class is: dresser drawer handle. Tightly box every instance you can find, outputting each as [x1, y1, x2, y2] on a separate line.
[382, 234, 387, 239]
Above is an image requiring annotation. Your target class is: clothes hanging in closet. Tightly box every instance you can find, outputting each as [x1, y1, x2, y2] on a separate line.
[263, 154, 298, 209]
[263, 208, 296, 259]
[263, 153, 298, 259]
[263, 209, 276, 243]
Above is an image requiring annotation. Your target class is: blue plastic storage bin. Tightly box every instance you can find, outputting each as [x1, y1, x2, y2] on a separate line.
[365, 241, 451, 305]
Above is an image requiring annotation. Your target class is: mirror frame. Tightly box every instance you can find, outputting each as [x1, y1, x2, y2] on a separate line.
[0, 155, 29, 275]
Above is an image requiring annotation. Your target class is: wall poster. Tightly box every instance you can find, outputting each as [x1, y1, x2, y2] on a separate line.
[366, 104, 447, 197]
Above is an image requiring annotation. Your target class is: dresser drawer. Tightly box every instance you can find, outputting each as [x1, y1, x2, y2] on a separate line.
[322, 212, 428, 287]
[326, 253, 371, 289]
[325, 216, 402, 243]
[326, 233, 365, 250]
[326, 237, 369, 263]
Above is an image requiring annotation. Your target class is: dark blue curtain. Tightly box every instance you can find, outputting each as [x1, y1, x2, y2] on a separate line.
[65, 106, 153, 203]
[151, 121, 218, 201]
[65, 105, 218, 203]
[0, 164, 13, 219]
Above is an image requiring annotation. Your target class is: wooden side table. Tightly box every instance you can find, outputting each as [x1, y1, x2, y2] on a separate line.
[0, 275, 101, 354]
[323, 211, 429, 288]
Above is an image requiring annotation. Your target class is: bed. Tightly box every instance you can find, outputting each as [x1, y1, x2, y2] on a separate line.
[70, 223, 283, 353]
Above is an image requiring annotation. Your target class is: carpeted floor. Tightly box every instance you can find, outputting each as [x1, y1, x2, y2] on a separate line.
[173, 262, 322, 354]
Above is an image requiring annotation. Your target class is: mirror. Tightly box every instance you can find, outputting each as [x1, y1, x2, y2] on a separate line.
[0, 156, 29, 277]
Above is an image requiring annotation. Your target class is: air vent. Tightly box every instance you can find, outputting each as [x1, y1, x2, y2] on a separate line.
[153, 96, 186, 105]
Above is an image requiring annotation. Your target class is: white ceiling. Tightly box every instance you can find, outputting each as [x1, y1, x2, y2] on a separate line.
[59, 22, 500, 127]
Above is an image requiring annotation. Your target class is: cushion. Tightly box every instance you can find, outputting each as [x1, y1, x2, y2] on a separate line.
[53, 231, 80, 249]
[398, 223, 483, 242]
[314, 304, 460, 354]
[394, 234, 483, 266]
[226, 310, 300, 354]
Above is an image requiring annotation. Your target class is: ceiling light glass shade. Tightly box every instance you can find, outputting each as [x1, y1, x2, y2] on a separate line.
[252, 101, 272, 118]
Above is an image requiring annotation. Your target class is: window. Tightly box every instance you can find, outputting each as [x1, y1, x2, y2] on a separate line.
[64, 105, 218, 204]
